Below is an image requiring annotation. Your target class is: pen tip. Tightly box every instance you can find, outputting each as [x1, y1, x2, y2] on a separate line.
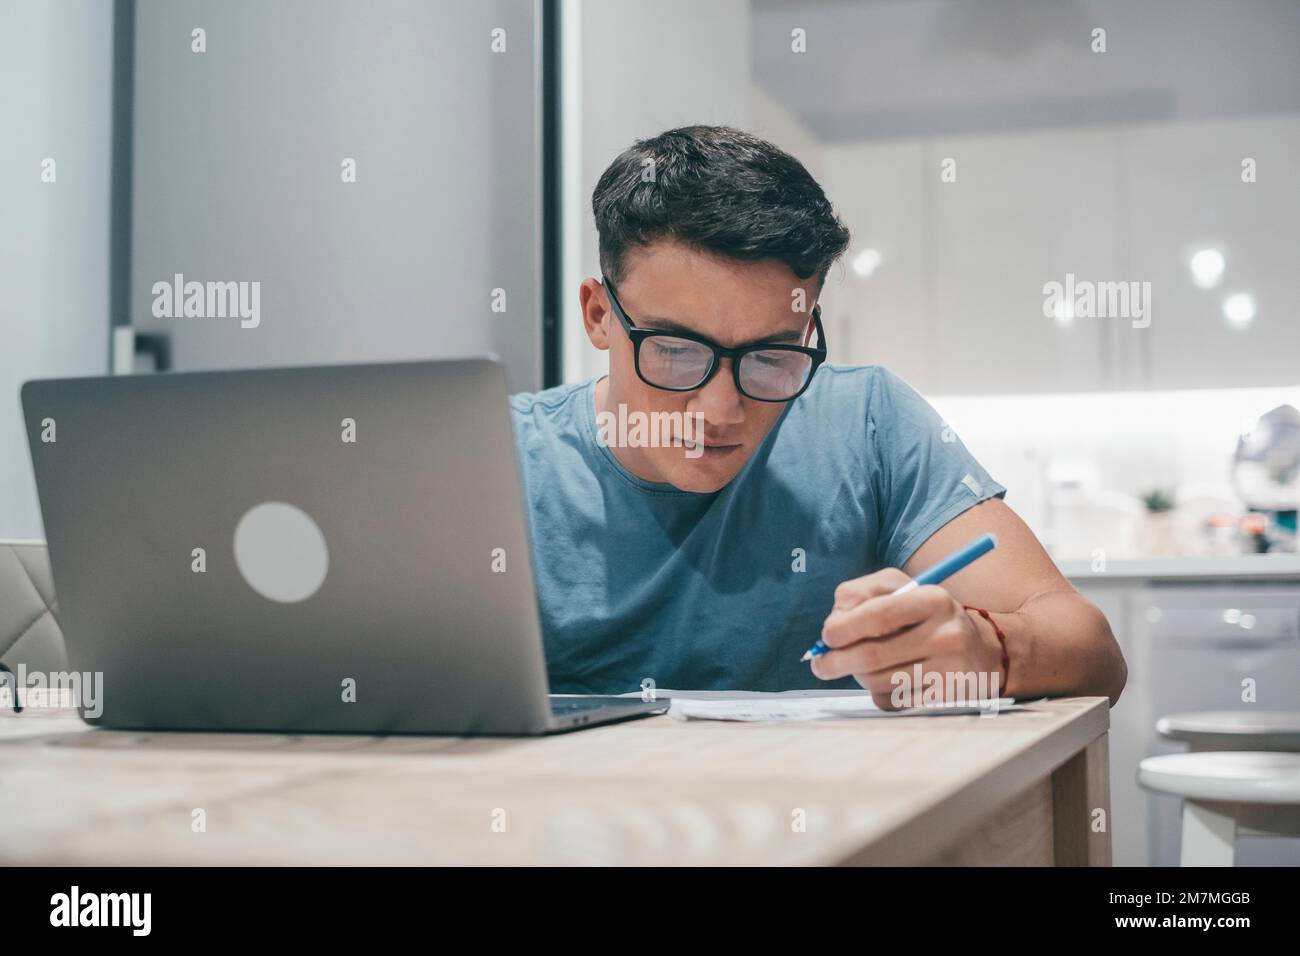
[800, 651, 813, 662]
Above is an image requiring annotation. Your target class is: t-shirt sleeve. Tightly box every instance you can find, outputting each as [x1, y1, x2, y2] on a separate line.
[867, 367, 1006, 570]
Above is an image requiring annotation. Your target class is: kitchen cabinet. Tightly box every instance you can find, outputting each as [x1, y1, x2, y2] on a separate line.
[1074, 571, 1300, 866]
[928, 127, 1119, 395]
[826, 115, 1300, 396]
[1120, 116, 1300, 391]
[822, 140, 934, 386]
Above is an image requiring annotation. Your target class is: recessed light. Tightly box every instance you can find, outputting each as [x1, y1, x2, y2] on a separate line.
[1189, 248, 1225, 289]
[1222, 293, 1256, 330]
[851, 249, 882, 278]
[1051, 297, 1075, 328]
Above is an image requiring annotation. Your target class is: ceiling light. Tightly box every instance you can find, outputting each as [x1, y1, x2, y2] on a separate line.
[1222, 293, 1256, 330]
[851, 249, 882, 278]
[1051, 297, 1075, 328]
[1189, 248, 1225, 289]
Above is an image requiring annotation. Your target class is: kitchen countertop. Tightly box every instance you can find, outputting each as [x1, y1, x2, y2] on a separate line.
[1058, 554, 1300, 582]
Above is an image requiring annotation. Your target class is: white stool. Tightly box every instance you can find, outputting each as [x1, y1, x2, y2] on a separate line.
[1156, 711, 1300, 753]
[1138, 752, 1300, 866]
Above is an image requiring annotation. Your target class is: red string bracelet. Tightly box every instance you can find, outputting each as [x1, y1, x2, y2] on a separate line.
[963, 605, 1010, 695]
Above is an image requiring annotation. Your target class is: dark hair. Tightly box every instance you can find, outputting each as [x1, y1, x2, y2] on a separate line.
[592, 125, 851, 290]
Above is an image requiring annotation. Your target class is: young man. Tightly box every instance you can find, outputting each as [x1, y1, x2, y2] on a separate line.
[512, 125, 1126, 707]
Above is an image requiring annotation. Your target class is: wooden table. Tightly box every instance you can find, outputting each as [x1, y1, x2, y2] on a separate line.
[0, 696, 1111, 865]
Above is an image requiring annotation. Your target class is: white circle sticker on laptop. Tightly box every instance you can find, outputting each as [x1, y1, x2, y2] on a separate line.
[233, 501, 329, 603]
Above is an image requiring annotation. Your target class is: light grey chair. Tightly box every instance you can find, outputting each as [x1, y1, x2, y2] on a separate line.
[1156, 711, 1300, 753]
[1140, 711, 1300, 865]
[0, 540, 67, 675]
[1138, 752, 1300, 866]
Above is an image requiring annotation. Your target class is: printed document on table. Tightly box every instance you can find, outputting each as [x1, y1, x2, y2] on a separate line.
[612, 689, 1023, 722]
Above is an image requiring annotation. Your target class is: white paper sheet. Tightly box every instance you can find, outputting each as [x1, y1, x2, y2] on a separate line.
[661, 692, 1021, 722]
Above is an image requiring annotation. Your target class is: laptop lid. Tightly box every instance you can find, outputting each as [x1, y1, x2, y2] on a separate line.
[21, 358, 555, 734]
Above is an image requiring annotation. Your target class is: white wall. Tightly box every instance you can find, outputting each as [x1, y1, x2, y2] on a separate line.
[932, 385, 1300, 559]
[563, 0, 753, 384]
[0, 0, 115, 539]
[750, 83, 828, 187]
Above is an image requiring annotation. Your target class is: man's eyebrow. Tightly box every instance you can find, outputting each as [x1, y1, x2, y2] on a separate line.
[641, 315, 807, 346]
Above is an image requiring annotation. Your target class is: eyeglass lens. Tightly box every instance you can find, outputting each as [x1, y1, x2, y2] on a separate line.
[637, 336, 813, 400]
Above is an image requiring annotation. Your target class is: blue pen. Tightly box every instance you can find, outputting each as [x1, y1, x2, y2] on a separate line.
[800, 532, 998, 662]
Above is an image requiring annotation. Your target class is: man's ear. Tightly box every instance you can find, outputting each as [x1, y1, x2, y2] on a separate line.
[579, 278, 611, 351]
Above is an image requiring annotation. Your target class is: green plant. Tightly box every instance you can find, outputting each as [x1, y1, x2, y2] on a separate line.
[1141, 488, 1176, 513]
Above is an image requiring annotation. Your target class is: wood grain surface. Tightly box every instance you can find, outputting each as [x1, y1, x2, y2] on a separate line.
[0, 697, 1110, 866]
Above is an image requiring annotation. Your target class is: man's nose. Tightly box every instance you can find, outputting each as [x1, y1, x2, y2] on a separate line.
[688, 358, 745, 427]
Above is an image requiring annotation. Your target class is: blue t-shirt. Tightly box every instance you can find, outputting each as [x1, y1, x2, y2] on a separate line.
[509, 364, 1005, 695]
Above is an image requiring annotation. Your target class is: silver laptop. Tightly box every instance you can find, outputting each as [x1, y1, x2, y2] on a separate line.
[21, 358, 666, 735]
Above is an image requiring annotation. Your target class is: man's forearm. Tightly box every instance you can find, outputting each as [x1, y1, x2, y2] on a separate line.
[975, 589, 1127, 704]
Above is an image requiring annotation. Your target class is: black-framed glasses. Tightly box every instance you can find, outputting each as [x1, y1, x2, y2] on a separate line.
[602, 276, 827, 403]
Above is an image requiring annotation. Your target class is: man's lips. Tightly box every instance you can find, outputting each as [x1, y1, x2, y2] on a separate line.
[680, 436, 742, 450]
